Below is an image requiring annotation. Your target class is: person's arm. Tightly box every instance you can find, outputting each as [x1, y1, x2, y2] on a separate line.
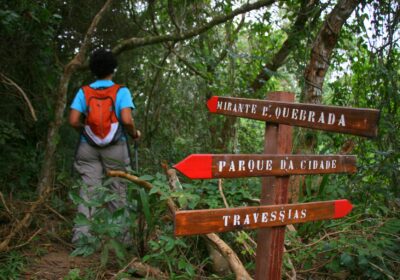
[120, 108, 141, 139]
[69, 109, 84, 132]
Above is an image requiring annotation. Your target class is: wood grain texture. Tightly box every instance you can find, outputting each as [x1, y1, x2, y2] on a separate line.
[256, 92, 293, 280]
[207, 95, 380, 137]
[174, 154, 356, 179]
[174, 200, 352, 236]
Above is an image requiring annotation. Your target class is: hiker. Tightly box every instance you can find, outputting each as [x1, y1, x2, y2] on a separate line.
[69, 48, 140, 243]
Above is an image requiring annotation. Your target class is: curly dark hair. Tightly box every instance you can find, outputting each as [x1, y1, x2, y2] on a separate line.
[89, 48, 118, 79]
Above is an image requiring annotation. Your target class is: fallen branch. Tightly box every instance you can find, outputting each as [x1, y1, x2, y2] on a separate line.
[45, 204, 70, 224]
[111, 257, 169, 280]
[111, 257, 138, 280]
[129, 260, 169, 279]
[107, 170, 177, 215]
[13, 228, 42, 250]
[0, 187, 51, 252]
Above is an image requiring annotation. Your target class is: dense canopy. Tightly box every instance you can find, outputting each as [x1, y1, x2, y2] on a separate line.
[0, 0, 399, 279]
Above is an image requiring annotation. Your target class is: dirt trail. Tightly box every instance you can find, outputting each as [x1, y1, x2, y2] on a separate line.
[23, 243, 99, 280]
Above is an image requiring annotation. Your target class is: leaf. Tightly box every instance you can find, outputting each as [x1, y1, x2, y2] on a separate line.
[109, 239, 126, 261]
[165, 237, 175, 252]
[139, 189, 153, 228]
[71, 245, 95, 257]
[149, 186, 160, 195]
[381, 218, 400, 234]
[358, 255, 369, 267]
[318, 175, 329, 196]
[104, 193, 119, 203]
[178, 259, 187, 270]
[73, 213, 90, 226]
[69, 191, 84, 205]
[340, 252, 354, 267]
[100, 244, 109, 267]
[305, 176, 312, 197]
[112, 208, 126, 220]
[178, 194, 188, 209]
[139, 174, 154, 181]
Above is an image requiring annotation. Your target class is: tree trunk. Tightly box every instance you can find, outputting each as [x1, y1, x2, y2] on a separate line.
[293, 0, 360, 202]
[303, 0, 359, 104]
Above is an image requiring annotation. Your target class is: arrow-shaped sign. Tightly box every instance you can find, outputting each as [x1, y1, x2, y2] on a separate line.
[174, 154, 356, 179]
[174, 200, 353, 236]
[207, 96, 380, 137]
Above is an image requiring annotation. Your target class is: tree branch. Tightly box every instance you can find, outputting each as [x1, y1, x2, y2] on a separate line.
[168, 0, 181, 33]
[113, 0, 275, 55]
[251, 0, 320, 92]
[0, 72, 38, 122]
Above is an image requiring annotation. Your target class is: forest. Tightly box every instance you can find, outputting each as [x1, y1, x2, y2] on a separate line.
[0, 0, 399, 279]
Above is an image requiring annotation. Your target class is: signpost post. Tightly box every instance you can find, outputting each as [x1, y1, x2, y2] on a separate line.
[173, 91, 380, 279]
[255, 91, 293, 280]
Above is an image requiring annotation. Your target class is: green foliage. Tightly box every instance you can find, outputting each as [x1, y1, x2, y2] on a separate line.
[0, 251, 25, 280]
[63, 268, 96, 280]
[63, 268, 82, 280]
[289, 215, 400, 279]
[0, 0, 399, 278]
[69, 182, 130, 265]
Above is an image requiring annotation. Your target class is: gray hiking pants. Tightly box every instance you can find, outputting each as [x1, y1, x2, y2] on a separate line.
[72, 140, 130, 242]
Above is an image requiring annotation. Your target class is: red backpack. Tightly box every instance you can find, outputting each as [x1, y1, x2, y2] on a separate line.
[82, 84, 124, 147]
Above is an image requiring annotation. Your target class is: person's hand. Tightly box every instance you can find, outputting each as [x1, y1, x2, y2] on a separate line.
[133, 129, 141, 140]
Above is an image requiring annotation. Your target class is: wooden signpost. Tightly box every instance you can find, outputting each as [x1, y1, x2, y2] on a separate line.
[174, 154, 357, 179]
[173, 91, 380, 279]
[207, 95, 380, 137]
[175, 200, 353, 236]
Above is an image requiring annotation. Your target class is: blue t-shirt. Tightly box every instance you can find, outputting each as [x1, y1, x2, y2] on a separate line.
[70, 80, 135, 117]
[70, 80, 136, 142]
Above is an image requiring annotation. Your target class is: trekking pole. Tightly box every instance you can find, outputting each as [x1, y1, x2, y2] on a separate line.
[134, 140, 139, 173]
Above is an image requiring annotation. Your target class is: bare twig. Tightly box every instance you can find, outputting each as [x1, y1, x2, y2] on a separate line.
[45, 204, 70, 223]
[0, 191, 12, 215]
[369, 261, 395, 280]
[297, 254, 338, 273]
[13, 228, 42, 250]
[218, 179, 229, 208]
[286, 229, 347, 253]
[47, 231, 75, 249]
[111, 257, 137, 280]
[168, 0, 181, 33]
[0, 72, 38, 121]
[284, 246, 297, 280]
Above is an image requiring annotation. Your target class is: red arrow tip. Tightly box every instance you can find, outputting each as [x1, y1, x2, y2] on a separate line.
[334, 199, 353, 218]
[174, 154, 213, 179]
[207, 96, 219, 113]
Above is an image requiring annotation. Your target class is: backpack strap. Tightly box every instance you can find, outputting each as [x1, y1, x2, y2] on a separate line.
[82, 84, 121, 107]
